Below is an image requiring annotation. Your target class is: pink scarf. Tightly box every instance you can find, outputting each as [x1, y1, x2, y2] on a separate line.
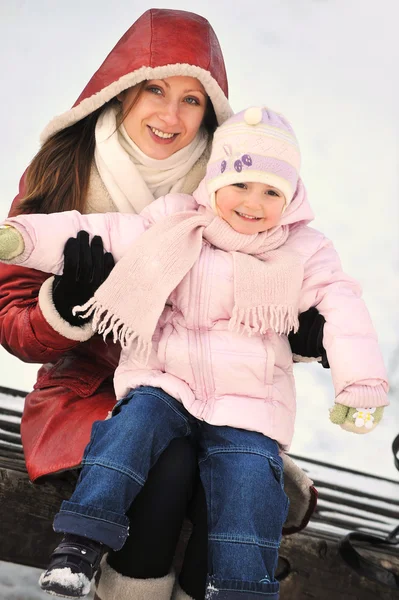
[75, 209, 303, 361]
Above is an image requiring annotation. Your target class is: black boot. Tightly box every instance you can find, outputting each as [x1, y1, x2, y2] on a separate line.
[39, 534, 106, 598]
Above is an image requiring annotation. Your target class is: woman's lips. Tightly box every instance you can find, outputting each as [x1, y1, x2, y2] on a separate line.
[147, 126, 179, 145]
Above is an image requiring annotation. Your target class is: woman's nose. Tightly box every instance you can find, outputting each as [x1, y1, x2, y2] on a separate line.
[159, 102, 180, 126]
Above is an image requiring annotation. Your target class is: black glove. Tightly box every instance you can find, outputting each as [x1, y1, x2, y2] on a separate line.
[52, 230, 115, 326]
[288, 307, 329, 368]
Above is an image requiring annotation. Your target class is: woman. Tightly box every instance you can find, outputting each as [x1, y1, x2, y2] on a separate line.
[0, 8, 317, 600]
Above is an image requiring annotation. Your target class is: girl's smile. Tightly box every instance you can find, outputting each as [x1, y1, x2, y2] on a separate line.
[215, 182, 286, 233]
[234, 211, 262, 221]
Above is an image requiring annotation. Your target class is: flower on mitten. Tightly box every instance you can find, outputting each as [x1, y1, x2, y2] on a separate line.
[329, 404, 384, 434]
[0, 225, 24, 260]
[353, 408, 377, 428]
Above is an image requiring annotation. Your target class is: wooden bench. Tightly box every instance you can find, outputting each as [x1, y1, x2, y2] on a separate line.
[1, 385, 398, 599]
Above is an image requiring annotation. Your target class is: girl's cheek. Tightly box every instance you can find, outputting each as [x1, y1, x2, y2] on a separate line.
[214, 202, 224, 219]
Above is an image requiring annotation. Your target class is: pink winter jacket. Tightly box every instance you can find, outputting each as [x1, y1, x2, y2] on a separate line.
[3, 183, 389, 450]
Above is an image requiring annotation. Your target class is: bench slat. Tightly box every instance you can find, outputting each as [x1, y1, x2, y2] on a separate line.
[0, 457, 27, 472]
[0, 430, 21, 443]
[0, 407, 23, 418]
[0, 419, 21, 435]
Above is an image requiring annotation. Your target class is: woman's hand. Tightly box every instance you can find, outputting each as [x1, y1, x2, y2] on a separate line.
[288, 307, 329, 368]
[52, 231, 115, 326]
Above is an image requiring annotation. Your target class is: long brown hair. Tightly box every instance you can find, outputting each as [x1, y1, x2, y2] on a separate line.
[18, 105, 104, 215]
[18, 84, 218, 215]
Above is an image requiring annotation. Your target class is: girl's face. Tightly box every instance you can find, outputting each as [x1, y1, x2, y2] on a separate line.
[121, 76, 207, 159]
[215, 182, 286, 234]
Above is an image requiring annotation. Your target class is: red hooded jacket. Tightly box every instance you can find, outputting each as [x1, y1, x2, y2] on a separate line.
[0, 8, 231, 481]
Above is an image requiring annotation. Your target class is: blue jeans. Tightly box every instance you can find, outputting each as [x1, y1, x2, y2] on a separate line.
[54, 386, 289, 599]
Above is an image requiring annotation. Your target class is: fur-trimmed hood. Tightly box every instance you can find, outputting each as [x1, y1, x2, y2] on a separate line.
[41, 8, 233, 142]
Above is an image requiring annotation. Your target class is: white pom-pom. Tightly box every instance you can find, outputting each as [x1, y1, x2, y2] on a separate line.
[244, 107, 263, 126]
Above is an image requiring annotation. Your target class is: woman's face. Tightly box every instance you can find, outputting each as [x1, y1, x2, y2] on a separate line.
[121, 76, 207, 159]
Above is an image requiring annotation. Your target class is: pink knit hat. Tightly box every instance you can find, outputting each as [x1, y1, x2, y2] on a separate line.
[206, 106, 301, 207]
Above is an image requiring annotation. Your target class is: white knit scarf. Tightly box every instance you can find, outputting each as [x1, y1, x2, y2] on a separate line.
[94, 106, 208, 213]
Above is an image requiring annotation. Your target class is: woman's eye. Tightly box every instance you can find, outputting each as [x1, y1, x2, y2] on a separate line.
[147, 86, 163, 95]
[184, 96, 200, 105]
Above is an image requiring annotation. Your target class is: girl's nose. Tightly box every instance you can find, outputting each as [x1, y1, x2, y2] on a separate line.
[244, 194, 263, 210]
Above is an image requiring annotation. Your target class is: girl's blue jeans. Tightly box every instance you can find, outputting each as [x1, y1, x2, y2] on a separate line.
[54, 386, 289, 599]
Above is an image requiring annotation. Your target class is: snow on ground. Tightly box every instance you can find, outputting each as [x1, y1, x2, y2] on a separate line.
[0, 562, 95, 600]
[0, 561, 94, 600]
[0, 562, 49, 600]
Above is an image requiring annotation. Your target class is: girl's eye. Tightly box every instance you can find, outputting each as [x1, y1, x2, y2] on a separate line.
[267, 189, 280, 197]
[184, 96, 200, 106]
[233, 183, 246, 189]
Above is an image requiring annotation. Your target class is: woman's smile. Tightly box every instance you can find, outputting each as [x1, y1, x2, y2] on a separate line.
[121, 76, 207, 159]
[147, 125, 179, 144]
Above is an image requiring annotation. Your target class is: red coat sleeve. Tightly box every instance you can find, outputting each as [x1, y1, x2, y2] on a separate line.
[0, 175, 80, 363]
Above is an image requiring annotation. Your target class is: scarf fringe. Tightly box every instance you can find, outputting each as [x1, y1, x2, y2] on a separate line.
[229, 304, 299, 336]
[73, 299, 299, 356]
[73, 299, 152, 363]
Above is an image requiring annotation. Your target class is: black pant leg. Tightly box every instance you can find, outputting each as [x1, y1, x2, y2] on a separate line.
[107, 437, 197, 578]
[178, 475, 208, 600]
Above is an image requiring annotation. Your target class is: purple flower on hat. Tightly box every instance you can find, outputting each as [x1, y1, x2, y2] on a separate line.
[234, 159, 242, 172]
[242, 154, 252, 166]
[221, 160, 227, 173]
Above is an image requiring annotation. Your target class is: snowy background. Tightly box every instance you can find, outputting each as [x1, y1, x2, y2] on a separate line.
[0, 0, 398, 596]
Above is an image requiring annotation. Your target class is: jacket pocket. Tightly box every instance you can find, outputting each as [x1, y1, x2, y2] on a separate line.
[210, 329, 270, 399]
[34, 353, 114, 398]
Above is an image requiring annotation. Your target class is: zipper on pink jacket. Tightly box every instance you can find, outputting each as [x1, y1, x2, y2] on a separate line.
[193, 244, 214, 419]
[264, 329, 275, 398]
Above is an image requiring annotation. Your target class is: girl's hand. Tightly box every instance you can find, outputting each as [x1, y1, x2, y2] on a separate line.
[329, 404, 384, 434]
[52, 230, 115, 326]
[0, 225, 24, 260]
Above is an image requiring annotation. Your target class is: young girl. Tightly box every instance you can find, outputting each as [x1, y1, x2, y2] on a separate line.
[0, 106, 388, 600]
